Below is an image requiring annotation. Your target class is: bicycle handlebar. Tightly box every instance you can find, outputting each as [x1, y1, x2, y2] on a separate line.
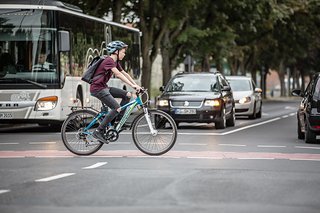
[136, 87, 149, 104]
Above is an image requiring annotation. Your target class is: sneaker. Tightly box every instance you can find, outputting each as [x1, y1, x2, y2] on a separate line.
[92, 129, 109, 144]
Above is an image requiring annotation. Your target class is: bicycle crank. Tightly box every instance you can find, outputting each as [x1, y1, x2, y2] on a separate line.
[105, 129, 119, 142]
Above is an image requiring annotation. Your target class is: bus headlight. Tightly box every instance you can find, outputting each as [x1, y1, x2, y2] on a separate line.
[35, 96, 58, 111]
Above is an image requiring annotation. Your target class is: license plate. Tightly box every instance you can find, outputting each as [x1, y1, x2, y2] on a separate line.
[175, 109, 196, 115]
[0, 112, 13, 119]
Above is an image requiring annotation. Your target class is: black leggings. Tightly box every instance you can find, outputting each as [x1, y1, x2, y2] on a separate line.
[91, 87, 130, 130]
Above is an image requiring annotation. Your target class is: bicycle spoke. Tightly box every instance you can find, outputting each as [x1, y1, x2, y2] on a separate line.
[132, 110, 177, 155]
[61, 110, 103, 155]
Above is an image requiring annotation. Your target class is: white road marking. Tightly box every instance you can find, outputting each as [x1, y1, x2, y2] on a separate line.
[0, 190, 10, 194]
[295, 146, 320, 150]
[82, 162, 108, 169]
[219, 144, 246, 147]
[258, 145, 286, 148]
[35, 173, 75, 182]
[221, 117, 282, 135]
[0, 143, 19, 145]
[285, 106, 296, 110]
[179, 143, 207, 146]
[290, 159, 320, 161]
[29, 142, 56, 145]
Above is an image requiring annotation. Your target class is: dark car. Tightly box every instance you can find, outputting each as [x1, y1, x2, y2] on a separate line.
[156, 72, 235, 129]
[292, 73, 320, 143]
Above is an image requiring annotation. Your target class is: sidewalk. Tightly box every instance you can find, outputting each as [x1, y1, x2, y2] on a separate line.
[263, 96, 302, 102]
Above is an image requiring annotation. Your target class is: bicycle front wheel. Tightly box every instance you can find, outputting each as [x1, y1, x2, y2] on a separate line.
[132, 109, 177, 155]
[61, 109, 103, 155]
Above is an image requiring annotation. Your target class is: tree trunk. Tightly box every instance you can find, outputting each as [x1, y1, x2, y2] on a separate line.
[141, 39, 152, 90]
[202, 54, 210, 72]
[161, 31, 171, 85]
[278, 60, 286, 97]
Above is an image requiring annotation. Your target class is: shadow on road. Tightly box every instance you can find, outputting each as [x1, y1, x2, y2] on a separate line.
[0, 124, 61, 133]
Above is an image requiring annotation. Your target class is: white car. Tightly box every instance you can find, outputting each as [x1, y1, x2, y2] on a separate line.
[226, 76, 262, 119]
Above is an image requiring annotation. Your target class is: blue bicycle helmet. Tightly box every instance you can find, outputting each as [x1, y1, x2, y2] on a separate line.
[107, 40, 128, 54]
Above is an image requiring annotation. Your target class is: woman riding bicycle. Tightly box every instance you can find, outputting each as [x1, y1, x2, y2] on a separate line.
[91, 40, 142, 143]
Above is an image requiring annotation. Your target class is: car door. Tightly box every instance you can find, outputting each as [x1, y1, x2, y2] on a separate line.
[218, 75, 233, 114]
[300, 79, 314, 130]
[252, 80, 262, 111]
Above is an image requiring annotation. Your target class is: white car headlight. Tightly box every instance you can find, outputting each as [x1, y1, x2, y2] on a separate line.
[239, 97, 251, 104]
[158, 99, 169, 107]
[35, 96, 58, 111]
[204, 99, 220, 107]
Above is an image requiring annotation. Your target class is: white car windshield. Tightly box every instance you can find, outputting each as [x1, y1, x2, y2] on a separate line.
[228, 79, 252, 91]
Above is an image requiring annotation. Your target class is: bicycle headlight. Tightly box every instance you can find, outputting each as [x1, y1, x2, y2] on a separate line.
[34, 96, 58, 111]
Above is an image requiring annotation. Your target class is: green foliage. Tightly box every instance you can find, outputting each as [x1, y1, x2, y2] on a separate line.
[63, 0, 320, 85]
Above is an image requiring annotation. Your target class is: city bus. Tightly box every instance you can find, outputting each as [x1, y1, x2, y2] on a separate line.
[0, 0, 141, 126]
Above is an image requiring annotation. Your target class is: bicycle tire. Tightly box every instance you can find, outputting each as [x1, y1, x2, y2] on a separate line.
[132, 109, 177, 155]
[61, 109, 103, 155]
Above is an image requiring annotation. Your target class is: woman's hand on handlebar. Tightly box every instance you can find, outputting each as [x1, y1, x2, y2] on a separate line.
[133, 85, 142, 93]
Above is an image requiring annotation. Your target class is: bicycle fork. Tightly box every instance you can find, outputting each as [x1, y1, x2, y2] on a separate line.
[143, 108, 158, 136]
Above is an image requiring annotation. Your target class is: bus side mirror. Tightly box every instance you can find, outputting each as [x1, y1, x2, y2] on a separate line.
[59, 31, 70, 52]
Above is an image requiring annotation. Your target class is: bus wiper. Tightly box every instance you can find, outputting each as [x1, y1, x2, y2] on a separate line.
[16, 78, 47, 89]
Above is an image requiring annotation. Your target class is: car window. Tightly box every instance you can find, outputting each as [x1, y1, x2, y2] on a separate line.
[166, 75, 219, 92]
[218, 76, 229, 87]
[251, 80, 256, 90]
[305, 79, 314, 96]
[313, 77, 320, 99]
[228, 79, 252, 91]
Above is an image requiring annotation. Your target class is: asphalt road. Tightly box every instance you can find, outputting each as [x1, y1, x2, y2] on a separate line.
[1, 99, 320, 213]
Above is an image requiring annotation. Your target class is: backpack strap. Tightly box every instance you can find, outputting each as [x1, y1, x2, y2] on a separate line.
[91, 73, 104, 82]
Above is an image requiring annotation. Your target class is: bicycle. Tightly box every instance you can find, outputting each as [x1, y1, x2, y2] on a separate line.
[61, 88, 177, 156]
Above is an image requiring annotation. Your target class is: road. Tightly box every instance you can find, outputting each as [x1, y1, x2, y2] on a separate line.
[0, 99, 320, 213]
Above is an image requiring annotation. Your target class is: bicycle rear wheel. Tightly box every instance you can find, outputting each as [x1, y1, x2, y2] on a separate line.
[61, 109, 103, 155]
[132, 109, 177, 155]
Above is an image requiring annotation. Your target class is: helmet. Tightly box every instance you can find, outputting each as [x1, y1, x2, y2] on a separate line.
[107, 40, 128, 54]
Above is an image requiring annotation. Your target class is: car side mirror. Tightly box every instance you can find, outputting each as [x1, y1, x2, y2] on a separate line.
[255, 88, 262, 93]
[291, 89, 303, 97]
[159, 86, 165, 92]
[222, 85, 231, 91]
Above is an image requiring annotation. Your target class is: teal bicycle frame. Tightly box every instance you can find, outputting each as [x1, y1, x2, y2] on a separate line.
[83, 95, 144, 133]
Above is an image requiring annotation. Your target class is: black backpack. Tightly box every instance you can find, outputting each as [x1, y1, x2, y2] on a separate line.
[81, 56, 105, 84]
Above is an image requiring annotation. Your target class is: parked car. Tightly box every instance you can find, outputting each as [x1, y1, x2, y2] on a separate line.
[156, 72, 235, 129]
[226, 76, 262, 119]
[292, 73, 320, 143]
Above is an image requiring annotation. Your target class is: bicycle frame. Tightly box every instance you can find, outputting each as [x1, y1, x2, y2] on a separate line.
[84, 94, 144, 132]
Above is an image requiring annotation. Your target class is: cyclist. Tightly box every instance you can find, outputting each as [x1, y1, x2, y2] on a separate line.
[91, 40, 142, 143]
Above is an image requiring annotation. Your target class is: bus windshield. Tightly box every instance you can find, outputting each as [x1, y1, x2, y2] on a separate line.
[0, 9, 58, 89]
